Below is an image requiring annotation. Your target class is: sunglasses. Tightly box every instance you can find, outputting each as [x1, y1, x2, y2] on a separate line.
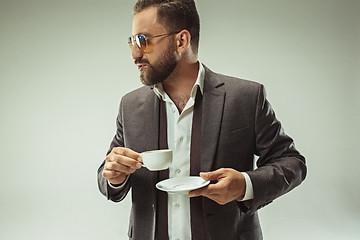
[128, 31, 180, 53]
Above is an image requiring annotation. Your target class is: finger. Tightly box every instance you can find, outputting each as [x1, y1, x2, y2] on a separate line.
[112, 147, 142, 161]
[188, 188, 203, 198]
[104, 161, 138, 175]
[102, 169, 121, 180]
[118, 155, 143, 170]
[102, 169, 128, 185]
[189, 184, 219, 198]
[200, 168, 226, 181]
[189, 186, 228, 205]
[107, 154, 142, 170]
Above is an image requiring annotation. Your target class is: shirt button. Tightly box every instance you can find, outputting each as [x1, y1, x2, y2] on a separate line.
[176, 169, 181, 174]
[175, 203, 180, 207]
[179, 136, 184, 142]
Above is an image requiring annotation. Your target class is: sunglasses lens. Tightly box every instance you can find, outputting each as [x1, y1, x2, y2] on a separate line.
[137, 35, 148, 51]
[128, 37, 133, 49]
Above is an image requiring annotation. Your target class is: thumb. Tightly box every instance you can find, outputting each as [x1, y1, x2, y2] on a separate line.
[200, 169, 224, 181]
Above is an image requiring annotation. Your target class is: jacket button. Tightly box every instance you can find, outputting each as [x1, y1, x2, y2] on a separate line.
[152, 204, 156, 211]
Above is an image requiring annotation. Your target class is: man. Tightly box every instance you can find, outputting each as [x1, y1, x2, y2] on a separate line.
[97, 0, 307, 239]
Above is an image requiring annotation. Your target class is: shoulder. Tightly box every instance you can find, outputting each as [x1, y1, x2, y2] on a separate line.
[203, 64, 264, 97]
[117, 85, 158, 114]
[122, 85, 154, 101]
[119, 85, 157, 107]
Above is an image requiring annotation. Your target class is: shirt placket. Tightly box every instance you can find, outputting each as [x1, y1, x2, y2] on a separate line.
[169, 99, 194, 240]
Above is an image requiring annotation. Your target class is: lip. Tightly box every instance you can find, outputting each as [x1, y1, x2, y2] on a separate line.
[137, 64, 147, 71]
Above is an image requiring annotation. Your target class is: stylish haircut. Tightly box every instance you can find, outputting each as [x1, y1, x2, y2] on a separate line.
[133, 0, 200, 55]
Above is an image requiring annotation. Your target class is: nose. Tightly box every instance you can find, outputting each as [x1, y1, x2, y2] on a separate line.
[131, 43, 143, 60]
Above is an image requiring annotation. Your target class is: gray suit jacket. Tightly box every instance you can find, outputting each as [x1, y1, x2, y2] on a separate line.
[97, 65, 306, 240]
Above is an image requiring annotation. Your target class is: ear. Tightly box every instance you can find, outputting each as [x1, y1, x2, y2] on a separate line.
[175, 30, 191, 53]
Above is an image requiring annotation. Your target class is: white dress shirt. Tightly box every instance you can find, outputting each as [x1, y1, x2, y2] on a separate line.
[109, 62, 254, 240]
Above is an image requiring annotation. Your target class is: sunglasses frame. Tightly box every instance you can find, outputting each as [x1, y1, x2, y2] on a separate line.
[128, 31, 181, 53]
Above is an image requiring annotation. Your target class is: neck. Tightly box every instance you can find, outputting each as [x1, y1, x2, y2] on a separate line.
[162, 60, 199, 112]
[163, 61, 200, 113]
[163, 60, 199, 98]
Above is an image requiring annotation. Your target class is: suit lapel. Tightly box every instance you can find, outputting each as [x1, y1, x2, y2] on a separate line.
[138, 88, 161, 152]
[201, 66, 225, 172]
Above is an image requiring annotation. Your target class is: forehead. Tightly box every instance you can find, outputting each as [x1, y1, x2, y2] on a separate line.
[132, 6, 166, 36]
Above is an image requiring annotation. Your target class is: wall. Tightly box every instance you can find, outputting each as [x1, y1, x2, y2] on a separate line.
[0, 0, 359, 239]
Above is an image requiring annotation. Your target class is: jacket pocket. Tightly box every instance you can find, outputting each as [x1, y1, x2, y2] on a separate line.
[215, 126, 254, 170]
[220, 125, 250, 137]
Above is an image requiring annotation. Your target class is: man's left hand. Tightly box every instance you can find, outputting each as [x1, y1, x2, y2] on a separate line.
[188, 168, 246, 205]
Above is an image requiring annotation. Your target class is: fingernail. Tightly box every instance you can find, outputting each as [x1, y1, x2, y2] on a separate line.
[200, 172, 208, 177]
[136, 163, 142, 168]
[137, 157, 142, 162]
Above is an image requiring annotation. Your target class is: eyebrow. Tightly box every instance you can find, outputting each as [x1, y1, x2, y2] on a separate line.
[133, 31, 152, 37]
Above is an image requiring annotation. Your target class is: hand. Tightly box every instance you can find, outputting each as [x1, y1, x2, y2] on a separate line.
[188, 168, 246, 205]
[102, 147, 142, 185]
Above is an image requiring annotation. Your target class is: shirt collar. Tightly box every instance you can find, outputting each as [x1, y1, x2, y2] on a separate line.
[153, 61, 205, 101]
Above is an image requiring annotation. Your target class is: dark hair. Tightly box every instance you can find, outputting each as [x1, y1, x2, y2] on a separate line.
[133, 0, 200, 54]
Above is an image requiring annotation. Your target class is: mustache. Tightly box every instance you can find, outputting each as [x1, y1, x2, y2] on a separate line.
[134, 58, 150, 65]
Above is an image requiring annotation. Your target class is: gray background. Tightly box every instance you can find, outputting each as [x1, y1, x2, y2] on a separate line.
[1, 0, 359, 239]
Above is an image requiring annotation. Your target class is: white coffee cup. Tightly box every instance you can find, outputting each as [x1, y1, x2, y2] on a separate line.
[140, 149, 173, 171]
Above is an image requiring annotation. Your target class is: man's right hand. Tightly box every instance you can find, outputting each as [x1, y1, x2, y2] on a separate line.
[102, 147, 142, 185]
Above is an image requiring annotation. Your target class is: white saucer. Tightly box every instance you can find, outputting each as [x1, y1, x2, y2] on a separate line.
[156, 176, 210, 194]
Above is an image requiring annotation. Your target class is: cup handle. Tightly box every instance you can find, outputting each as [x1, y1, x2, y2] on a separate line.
[139, 154, 145, 168]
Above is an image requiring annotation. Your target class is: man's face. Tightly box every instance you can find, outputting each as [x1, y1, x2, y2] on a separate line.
[131, 7, 178, 86]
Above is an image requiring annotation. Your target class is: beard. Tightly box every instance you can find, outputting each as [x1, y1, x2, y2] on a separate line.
[137, 44, 178, 86]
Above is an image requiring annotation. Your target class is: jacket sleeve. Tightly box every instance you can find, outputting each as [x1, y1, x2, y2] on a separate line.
[240, 84, 307, 214]
[97, 99, 131, 202]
